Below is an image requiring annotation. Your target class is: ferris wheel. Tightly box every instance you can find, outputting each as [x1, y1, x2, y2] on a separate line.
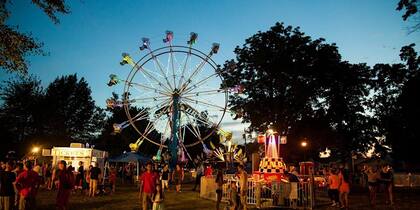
[107, 31, 228, 165]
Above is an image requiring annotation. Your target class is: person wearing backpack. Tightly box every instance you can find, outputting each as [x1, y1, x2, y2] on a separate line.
[56, 160, 74, 210]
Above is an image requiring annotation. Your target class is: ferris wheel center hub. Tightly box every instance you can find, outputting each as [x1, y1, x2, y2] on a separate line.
[172, 89, 180, 97]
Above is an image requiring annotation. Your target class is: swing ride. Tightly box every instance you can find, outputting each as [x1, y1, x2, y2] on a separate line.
[107, 31, 232, 167]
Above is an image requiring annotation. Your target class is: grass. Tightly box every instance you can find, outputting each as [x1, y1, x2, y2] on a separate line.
[37, 183, 218, 210]
[36, 182, 420, 210]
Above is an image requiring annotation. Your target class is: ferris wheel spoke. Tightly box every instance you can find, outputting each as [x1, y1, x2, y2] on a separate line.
[147, 99, 172, 116]
[148, 50, 174, 91]
[160, 119, 171, 143]
[169, 46, 177, 89]
[184, 113, 202, 139]
[130, 86, 168, 101]
[182, 89, 225, 97]
[130, 108, 150, 122]
[182, 96, 227, 111]
[128, 81, 169, 95]
[129, 99, 168, 123]
[180, 126, 186, 144]
[182, 104, 217, 129]
[182, 72, 220, 94]
[177, 52, 191, 90]
[136, 65, 173, 93]
[179, 51, 214, 92]
[185, 124, 200, 139]
[143, 109, 170, 137]
[131, 95, 170, 103]
[185, 111, 215, 128]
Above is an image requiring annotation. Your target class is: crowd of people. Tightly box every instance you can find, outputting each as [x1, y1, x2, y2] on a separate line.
[138, 162, 186, 210]
[364, 164, 394, 208]
[325, 163, 394, 209]
[0, 160, 107, 210]
[136, 160, 250, 210]
[1, 157, 398, 210]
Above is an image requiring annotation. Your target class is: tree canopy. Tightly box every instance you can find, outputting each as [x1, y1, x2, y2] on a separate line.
[397, 0, 420, 33]
[0, 74, 104, 156]
[0, 0, 69, 74]
[221, 22, 419, 163]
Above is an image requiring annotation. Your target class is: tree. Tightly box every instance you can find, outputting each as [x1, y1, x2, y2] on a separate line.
[221, 22, 377, 161]
[0, 75, 44, 154]
[44, 74, 105, 144]
[0, 74, 105, 156]
[0, 0, 69, 74]
[397, 0, 419, 33]
[373, 44, 420, 163]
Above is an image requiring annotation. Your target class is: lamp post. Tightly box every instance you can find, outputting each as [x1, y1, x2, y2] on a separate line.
[301, 140, 308, 162]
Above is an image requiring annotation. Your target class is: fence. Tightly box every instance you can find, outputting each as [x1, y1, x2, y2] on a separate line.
[200, 175, 314, 209]
[394, 173, 420, 187]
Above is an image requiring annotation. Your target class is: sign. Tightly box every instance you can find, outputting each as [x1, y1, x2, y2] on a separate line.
[42, 149, 51, 156]
[51, 148, 91, 157]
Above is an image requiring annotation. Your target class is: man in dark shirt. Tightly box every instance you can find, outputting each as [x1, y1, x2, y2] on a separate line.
[0, 161, 16, 210]
[88, 163, 101, 197]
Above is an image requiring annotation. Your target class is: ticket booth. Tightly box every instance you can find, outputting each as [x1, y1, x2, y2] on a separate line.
[50, 143, 108, 172]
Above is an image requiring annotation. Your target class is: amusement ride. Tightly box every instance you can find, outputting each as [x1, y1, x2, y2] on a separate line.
[107, 31, 231, 167]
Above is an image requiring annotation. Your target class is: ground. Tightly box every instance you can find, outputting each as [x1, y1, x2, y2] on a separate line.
[316, 187, 420, 210]
[37, 183, 217, 210]
[36, 183, 420, 210]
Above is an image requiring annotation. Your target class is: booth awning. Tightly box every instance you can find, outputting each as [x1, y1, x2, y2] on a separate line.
[108, 152, 151, 163]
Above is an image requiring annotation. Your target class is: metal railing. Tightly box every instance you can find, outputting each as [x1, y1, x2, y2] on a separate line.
[394, 173, 420, 187]
[201, 175, 314, 209]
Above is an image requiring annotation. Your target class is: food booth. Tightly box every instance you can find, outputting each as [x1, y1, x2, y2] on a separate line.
[49, 143, 108, 171]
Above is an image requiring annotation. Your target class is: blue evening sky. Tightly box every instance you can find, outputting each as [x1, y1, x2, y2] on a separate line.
[1, 0, 419, 140]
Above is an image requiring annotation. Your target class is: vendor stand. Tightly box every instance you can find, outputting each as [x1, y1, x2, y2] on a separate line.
[49, 143, 108, 172]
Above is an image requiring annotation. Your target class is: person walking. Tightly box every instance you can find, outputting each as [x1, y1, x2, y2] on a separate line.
[88, 163, 101, 197]
[328, 168, 340, 207]
[172, 164, 184, 193]
[161, 165, 170, 192]
[339, 167, 350, 209]
[380, 164, 394, 205]
[192, 161, 204, 191]
[76, 161, 84, 193]
[366, 165, 379, 208]
[139, 162, 157, 210]
[56, 161, 74, 210]
[0, 161, 16, 210]
[228, 181, 239, 210]
[45, 164, 52, 190]
[12, 162, 24, 208]
[237, 165, 248, 210]
[215, 168, 224, 210]
[109, 166, 117, 194]
[15, 161, 42, 210]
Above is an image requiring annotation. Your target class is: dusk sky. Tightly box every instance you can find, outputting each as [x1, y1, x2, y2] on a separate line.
[1, 0, 419, 141]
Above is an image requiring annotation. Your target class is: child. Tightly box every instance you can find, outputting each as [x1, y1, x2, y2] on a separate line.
[229, 181, 239, 210]
[152, 184, 164, 210]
